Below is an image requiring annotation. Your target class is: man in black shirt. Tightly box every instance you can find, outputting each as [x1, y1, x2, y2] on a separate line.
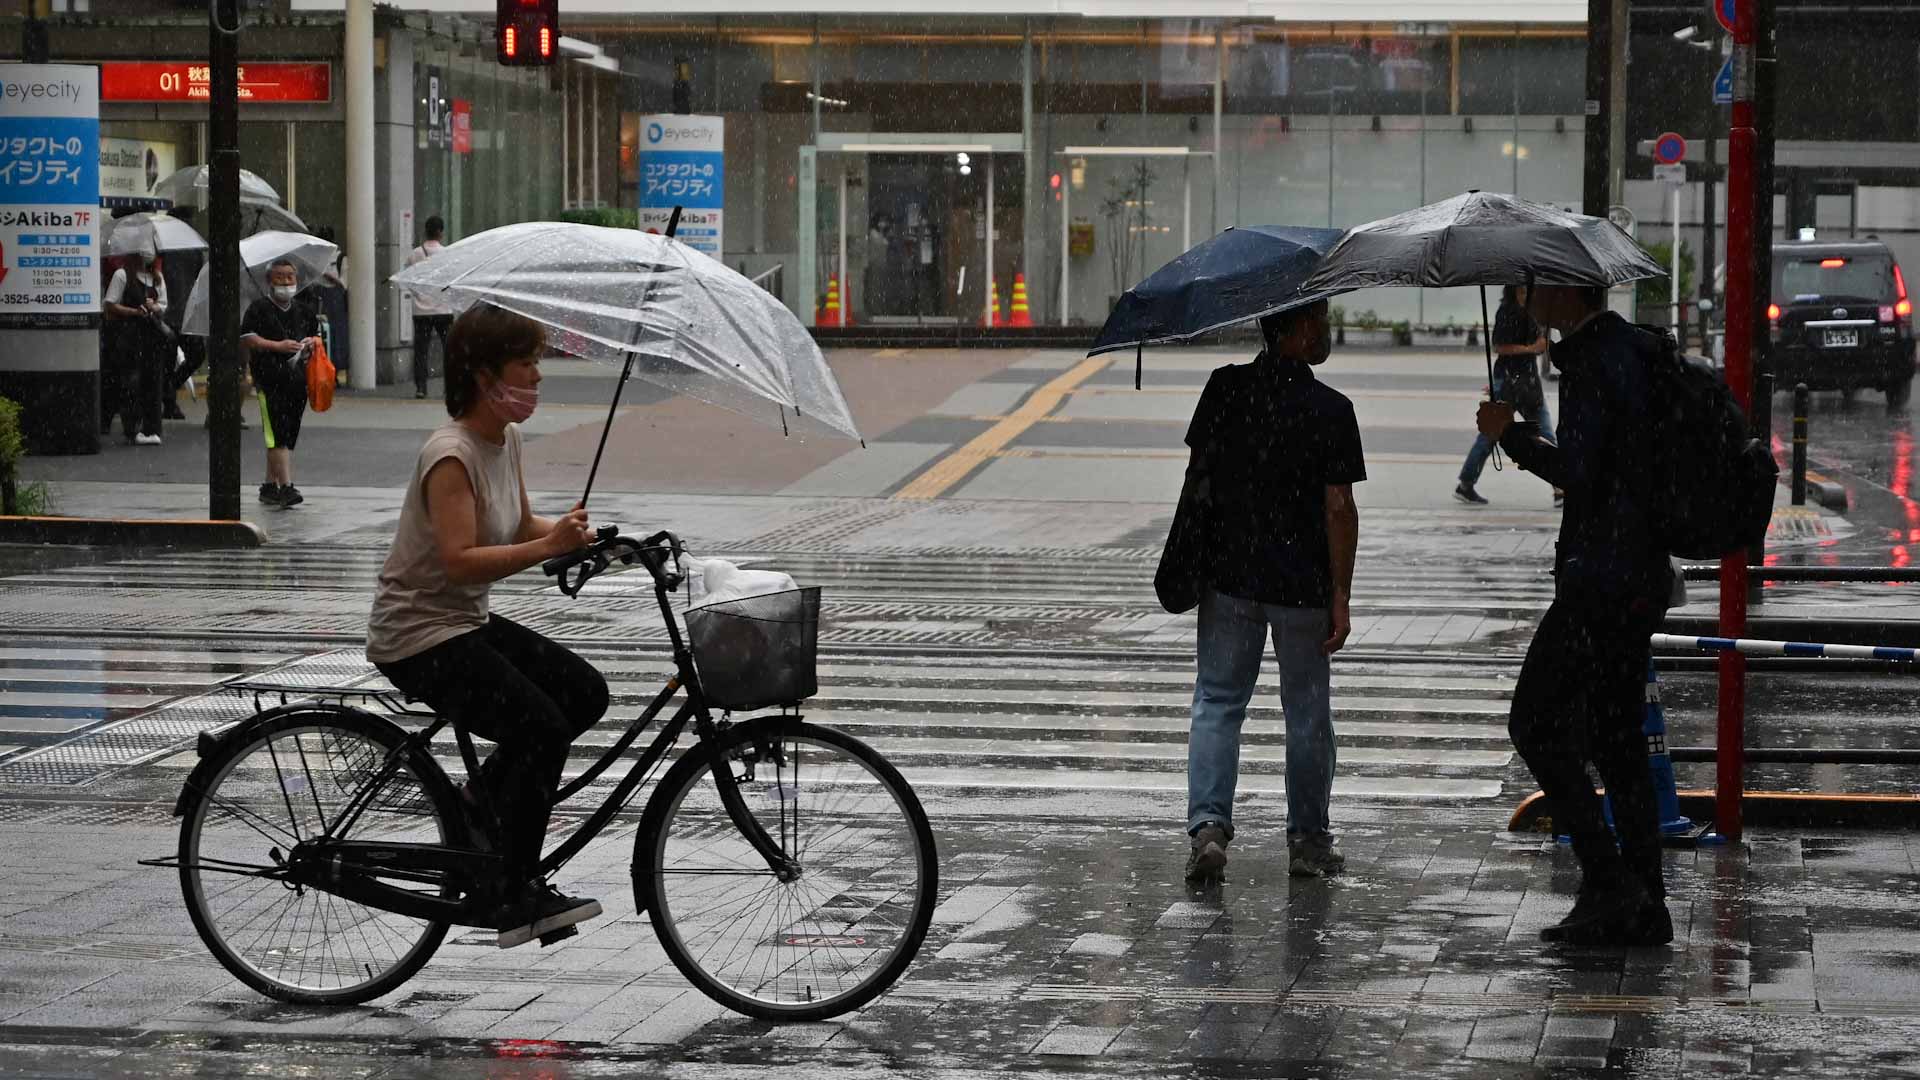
[1182, 299, 1365, 882]
[1456, 284, 1557, 505]
[1476, 284, 1674, 948]
[241, 259, 321, 508]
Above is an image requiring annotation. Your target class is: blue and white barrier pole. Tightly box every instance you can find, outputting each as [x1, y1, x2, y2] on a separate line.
[1651, 634, 1920, 663]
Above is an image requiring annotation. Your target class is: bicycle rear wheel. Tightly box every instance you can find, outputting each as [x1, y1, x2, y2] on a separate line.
[634, 718, 937, 1022]
[177, 704, 459, 1005]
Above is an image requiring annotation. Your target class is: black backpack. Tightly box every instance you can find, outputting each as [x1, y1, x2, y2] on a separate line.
[1636, 324, 1779, 560]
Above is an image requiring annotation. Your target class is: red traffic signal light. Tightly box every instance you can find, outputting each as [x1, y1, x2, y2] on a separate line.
[497, 0, 557, 66]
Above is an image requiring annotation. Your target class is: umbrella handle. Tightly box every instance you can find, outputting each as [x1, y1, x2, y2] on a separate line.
[1480, 283, 1503, 472]
[578, 204, 687, 508]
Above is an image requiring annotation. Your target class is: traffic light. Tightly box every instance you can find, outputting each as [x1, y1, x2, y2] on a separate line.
[497, 0, 557, 66]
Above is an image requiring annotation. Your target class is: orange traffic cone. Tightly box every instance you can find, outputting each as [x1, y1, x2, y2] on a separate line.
[817, 274, 843, 328]
[1008, 272, 1033, 327]
[983, 277, 1002, 327]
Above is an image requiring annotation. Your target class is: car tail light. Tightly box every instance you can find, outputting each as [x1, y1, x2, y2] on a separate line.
[1896, 265, 1912, 325]
[1767, 303, 1780, 322]
[1821, 258, 1848, 268]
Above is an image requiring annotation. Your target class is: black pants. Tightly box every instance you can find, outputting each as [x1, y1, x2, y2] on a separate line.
[413, 314, 453, 395]
[1508, 598, 1665, 898]
[115, 344, 164, 439]
[375, 615, 608, 887]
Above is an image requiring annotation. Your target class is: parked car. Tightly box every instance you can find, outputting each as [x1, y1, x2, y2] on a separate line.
[1726, 238, 1918, 410]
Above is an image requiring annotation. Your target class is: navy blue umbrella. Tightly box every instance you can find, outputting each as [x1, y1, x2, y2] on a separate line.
[1088, 224, 1346, 389]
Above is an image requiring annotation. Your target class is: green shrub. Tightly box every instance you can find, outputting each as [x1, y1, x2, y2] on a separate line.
[1637, 240, 1695, 316]
[558, 208, 641, 230]
[0, 395, 50, 516]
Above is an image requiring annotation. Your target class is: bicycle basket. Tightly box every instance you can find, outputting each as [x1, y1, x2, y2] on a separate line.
[322, 728, 437, 817]
[685, 586, 821, 711]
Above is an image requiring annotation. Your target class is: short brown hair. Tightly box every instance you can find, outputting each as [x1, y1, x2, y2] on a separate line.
[444, 303, 545, 418]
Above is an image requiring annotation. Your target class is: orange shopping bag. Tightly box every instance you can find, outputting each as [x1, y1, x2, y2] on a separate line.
[307, 338, 336, 412]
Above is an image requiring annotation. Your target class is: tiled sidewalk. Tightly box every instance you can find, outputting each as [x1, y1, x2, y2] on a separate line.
[3, 808, 1919, 1076]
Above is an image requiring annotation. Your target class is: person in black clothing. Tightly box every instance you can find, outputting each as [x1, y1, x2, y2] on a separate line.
[157, 245, 203, 421]
[241, 259, 321, 508]
[1476, 284, 1675, 948]
[1182, 300, 1365, 883]
[101, 252, 172, 445]
[1456, 284, 1558, 506]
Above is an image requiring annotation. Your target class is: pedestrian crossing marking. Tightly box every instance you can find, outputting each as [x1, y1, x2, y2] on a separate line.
[895, 354, 1112, 500]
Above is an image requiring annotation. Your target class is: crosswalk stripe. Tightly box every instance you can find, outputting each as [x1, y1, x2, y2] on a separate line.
[0, 542, 1543, 806]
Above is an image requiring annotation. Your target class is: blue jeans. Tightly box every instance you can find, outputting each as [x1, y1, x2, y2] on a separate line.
[1187, 589, 1335, 840]
[1460, 372, 1555, 486]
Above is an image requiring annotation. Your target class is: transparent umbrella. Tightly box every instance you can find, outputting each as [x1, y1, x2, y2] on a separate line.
[104, 212, 207, 257]
[391, 219, 860, 447]
[180, 230, 339, 337]
[151, 164, 283, 207]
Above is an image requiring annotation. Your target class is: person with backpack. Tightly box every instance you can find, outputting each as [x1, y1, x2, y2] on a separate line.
[1474, 283, 1680, 948]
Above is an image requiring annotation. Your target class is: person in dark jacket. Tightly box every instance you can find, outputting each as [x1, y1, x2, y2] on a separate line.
[1475, 284, 1674, 948]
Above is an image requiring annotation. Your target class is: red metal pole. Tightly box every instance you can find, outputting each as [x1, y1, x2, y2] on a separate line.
[1717, 0, 1759, 841]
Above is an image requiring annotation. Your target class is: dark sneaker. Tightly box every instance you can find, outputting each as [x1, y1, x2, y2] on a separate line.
[257, 482, 279, 504]
[1288, 833, 1346, 877]
[1453, 482, 1489, 505]
[497, 883, 602, 949]
[163, 401, 187, 420]
[1184, 823, 1229, 881]
[278, 484, 304, 508]
[1541, 879, 1649, 946]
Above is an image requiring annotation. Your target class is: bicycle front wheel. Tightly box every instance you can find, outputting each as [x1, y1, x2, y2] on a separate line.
[634, 719, 937, 1021]
[177, 704, 459, 1005]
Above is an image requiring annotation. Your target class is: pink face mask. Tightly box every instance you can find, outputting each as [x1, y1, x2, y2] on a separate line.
[485, 381, 538, 424]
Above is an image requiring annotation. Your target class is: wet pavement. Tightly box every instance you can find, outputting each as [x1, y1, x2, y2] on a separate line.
[4, 347, 1920, 1076]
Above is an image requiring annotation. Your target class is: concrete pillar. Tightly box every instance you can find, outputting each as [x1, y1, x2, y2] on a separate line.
[375, 24, 416, 387]
[345, 0, 377, 390]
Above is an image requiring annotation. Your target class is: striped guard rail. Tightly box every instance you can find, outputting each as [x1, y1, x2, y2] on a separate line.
[1650, 633, 1920, 663]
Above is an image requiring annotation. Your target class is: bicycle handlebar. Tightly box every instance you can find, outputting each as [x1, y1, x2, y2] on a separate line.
[541, 524, 686, 598]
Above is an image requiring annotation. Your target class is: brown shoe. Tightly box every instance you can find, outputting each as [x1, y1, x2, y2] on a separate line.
[1185, 823, 1229, 881]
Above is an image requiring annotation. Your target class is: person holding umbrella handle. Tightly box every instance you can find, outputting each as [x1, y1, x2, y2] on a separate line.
[366, 302, 609, 949]
[1474, 283, 1675, 949]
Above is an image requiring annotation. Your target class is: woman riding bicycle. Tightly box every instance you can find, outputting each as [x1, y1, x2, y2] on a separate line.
[366, 301, 609, 947]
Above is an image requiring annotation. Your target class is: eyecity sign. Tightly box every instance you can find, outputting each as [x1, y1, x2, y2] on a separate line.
[0, 64, 100, 330]
[638, 113, 724, 258]
[0, 63, 103, 454]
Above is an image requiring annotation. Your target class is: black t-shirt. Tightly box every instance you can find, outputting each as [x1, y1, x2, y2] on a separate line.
[242, 295, 319, 387]
[1492, 300, 1543, 391]
[1185, 355, 1366, 608]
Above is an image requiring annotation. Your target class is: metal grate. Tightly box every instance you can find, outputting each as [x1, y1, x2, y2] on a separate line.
[0, 693, 256, 785]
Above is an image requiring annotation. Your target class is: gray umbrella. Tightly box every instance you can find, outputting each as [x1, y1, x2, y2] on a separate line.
[1300, 191, 1665, 402]
[1299, 191, 1666, 292]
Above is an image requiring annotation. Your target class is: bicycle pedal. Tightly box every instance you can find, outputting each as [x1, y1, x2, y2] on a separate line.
[537, 925, 578, 948]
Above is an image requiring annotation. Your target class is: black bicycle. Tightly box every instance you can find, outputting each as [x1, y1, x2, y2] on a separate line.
[147, 528, 937, 1022]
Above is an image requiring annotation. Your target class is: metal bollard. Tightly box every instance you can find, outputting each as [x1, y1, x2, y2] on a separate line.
[1792, 383, 1809, 506]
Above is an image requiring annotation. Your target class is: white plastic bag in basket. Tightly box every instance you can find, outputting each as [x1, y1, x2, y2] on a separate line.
[684, 557, 798, 610]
